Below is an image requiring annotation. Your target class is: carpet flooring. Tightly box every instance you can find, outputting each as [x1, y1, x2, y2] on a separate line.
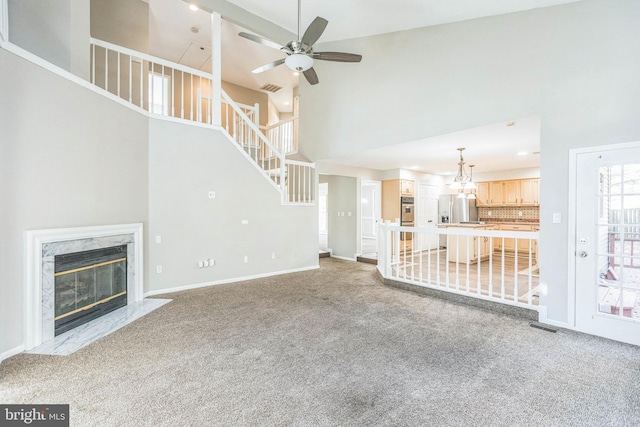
[1, 258, 640, 426]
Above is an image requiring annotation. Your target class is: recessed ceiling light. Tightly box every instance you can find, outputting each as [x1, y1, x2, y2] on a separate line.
[517, 151, 527, 156]
[284, 102, 290, 105]
[410, 166, 419, 170]
[293, 71, 300, 76]
[189, 4, 199, 11]
[506, 121, 515, 126]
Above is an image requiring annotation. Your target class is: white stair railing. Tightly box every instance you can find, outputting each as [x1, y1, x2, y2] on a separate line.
[91, 38, 215, 123]
[88, 38, 315, 205]
[263, 116, 298, 154]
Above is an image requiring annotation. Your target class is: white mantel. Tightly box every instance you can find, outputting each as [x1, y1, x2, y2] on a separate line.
[24, 224, 143, 350]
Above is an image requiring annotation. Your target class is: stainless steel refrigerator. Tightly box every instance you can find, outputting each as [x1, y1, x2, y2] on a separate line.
[437, 195, 478, 247]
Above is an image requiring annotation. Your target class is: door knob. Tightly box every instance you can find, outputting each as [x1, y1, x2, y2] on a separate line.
[579, 251, 588, 258]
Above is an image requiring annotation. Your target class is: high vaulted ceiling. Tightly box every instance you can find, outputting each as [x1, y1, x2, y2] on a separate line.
[150, 0, 583, 173]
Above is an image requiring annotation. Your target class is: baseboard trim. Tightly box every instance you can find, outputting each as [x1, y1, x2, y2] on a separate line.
[330, 255, 357, 262]
[0, 344, 25, 364]
[144, 264, 320, 297]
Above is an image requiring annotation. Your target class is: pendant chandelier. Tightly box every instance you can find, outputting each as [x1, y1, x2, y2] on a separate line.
[450, 148, 477, 199]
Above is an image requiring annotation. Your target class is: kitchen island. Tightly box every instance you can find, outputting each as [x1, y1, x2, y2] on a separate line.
[444, 223, 495, 264]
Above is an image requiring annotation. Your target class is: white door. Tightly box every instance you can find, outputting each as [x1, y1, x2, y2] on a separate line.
[575, 146, 640, 346]
[360, 180, 382, 256]
[416, 183, 440, 251]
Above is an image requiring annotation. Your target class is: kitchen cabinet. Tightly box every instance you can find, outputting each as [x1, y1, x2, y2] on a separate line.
[476, 179, 539, 207]
[382, 179, 414, 222]
[489, 181, 504, 206]
[401, 180, 414, 196]
[495, 224, 534, 252]
[446, 225, 493, 264]
[475, 182, 490, 206]
[503, 180, 520, 206]
[520, 179, 539, 206]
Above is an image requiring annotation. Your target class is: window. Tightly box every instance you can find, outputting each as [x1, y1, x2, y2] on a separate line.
[149, 72, 169, 115]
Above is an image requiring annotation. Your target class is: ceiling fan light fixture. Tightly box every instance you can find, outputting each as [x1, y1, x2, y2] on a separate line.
[285, 53, 313, 72]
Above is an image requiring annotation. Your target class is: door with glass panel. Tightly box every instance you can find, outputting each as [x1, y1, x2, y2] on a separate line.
[575, 147, 640, 346]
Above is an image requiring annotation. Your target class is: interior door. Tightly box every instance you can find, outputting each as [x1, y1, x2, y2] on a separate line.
[360, 180, 381, 256]
[417, 183, 440, 251]
[575, 147, 640, 346]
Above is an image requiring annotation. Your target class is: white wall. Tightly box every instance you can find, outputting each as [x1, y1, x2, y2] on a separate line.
[8, 0, 89, 79]
[147, 120, 318, 292]
[461, 167, 540, 183]
[0, 47, 149, 355]
[1, 0, 8, 42]
[301, 0, 640, 324]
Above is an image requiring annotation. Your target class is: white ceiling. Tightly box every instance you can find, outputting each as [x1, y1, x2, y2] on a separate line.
[224, 0, 581, 43]
[323, 116, 541, 175]
[149, 0, 582, 174]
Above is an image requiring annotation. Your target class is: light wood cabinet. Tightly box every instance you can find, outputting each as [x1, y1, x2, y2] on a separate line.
[446, 225, 493, 264]
[503, 180, 520, 206]
[400, 180, 414, 196]
[476, 179, 539, 207]
[382, 179, 414, 222]
[475, 182, 490, 206]
[520, 179, 539, 206]
[489, 181, 504, 206]
[496, 224, 534, 252]
[382, 180, 401, 222]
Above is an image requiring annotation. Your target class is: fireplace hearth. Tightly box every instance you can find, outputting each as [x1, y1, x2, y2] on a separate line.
[54, 245, 128, 335]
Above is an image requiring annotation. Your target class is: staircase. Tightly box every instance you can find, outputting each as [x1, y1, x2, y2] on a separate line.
[90, 37, 315, 205]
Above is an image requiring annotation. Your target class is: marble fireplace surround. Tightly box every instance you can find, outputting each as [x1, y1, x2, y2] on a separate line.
[24, 223, 143, 350]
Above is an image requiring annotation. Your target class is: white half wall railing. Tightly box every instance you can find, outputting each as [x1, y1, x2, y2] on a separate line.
[378, 223, 540, 311]
[263, 115, 298, 154]
[89, 38, 315, 205]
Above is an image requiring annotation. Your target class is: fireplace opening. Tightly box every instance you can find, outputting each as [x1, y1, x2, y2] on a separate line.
[54, 245, 127, 336]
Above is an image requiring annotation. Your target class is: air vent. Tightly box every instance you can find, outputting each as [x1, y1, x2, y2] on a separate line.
[260, 83, 282, 93]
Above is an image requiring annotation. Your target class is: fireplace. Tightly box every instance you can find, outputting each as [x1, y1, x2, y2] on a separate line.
[54, 245, 128, 335]
[25, 223, 144, 350]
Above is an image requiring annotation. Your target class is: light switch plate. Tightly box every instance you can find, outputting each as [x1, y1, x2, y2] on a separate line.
[553, 213, 561, 224]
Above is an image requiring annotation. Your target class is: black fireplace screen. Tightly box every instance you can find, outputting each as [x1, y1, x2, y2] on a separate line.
[54, 245, 127, 335]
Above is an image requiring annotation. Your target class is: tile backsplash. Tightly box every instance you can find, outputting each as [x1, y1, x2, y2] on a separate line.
[478, 206, 539, 221]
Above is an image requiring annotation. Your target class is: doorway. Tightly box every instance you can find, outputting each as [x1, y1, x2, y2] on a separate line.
[319, 182, 329, 251]
[574, 143, 640, 346]
[360, 180, 381, 259]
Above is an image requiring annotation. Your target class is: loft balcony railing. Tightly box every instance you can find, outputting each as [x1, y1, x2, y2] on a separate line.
[89, 38, 314, 205]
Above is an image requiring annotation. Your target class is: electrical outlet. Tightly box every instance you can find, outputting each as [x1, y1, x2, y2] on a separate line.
[553, 213, 562, 224]
[156, 265, 162, 274]
[518, 211, 523, 217]
[242, 219, 249, 225]
[272, 252, 276, 260]
[155, 235, 162, 244]
[208, 258, 215, 266]
[488, 211, 492, 216]
[244, 256, 248, 263]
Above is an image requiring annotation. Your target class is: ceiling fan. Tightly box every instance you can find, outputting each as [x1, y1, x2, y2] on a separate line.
[238, 0, 362, 85]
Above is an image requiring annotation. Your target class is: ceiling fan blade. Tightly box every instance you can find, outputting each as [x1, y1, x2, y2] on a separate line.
[301, 17, 328, 47]
[312, 52, 362, 63]
[303, 67, 319, 85]
[239, 32, 285, 52]
[251, 58, 286, 74]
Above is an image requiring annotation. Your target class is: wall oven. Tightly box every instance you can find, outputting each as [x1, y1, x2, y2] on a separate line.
[401, 197, 414, 240]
